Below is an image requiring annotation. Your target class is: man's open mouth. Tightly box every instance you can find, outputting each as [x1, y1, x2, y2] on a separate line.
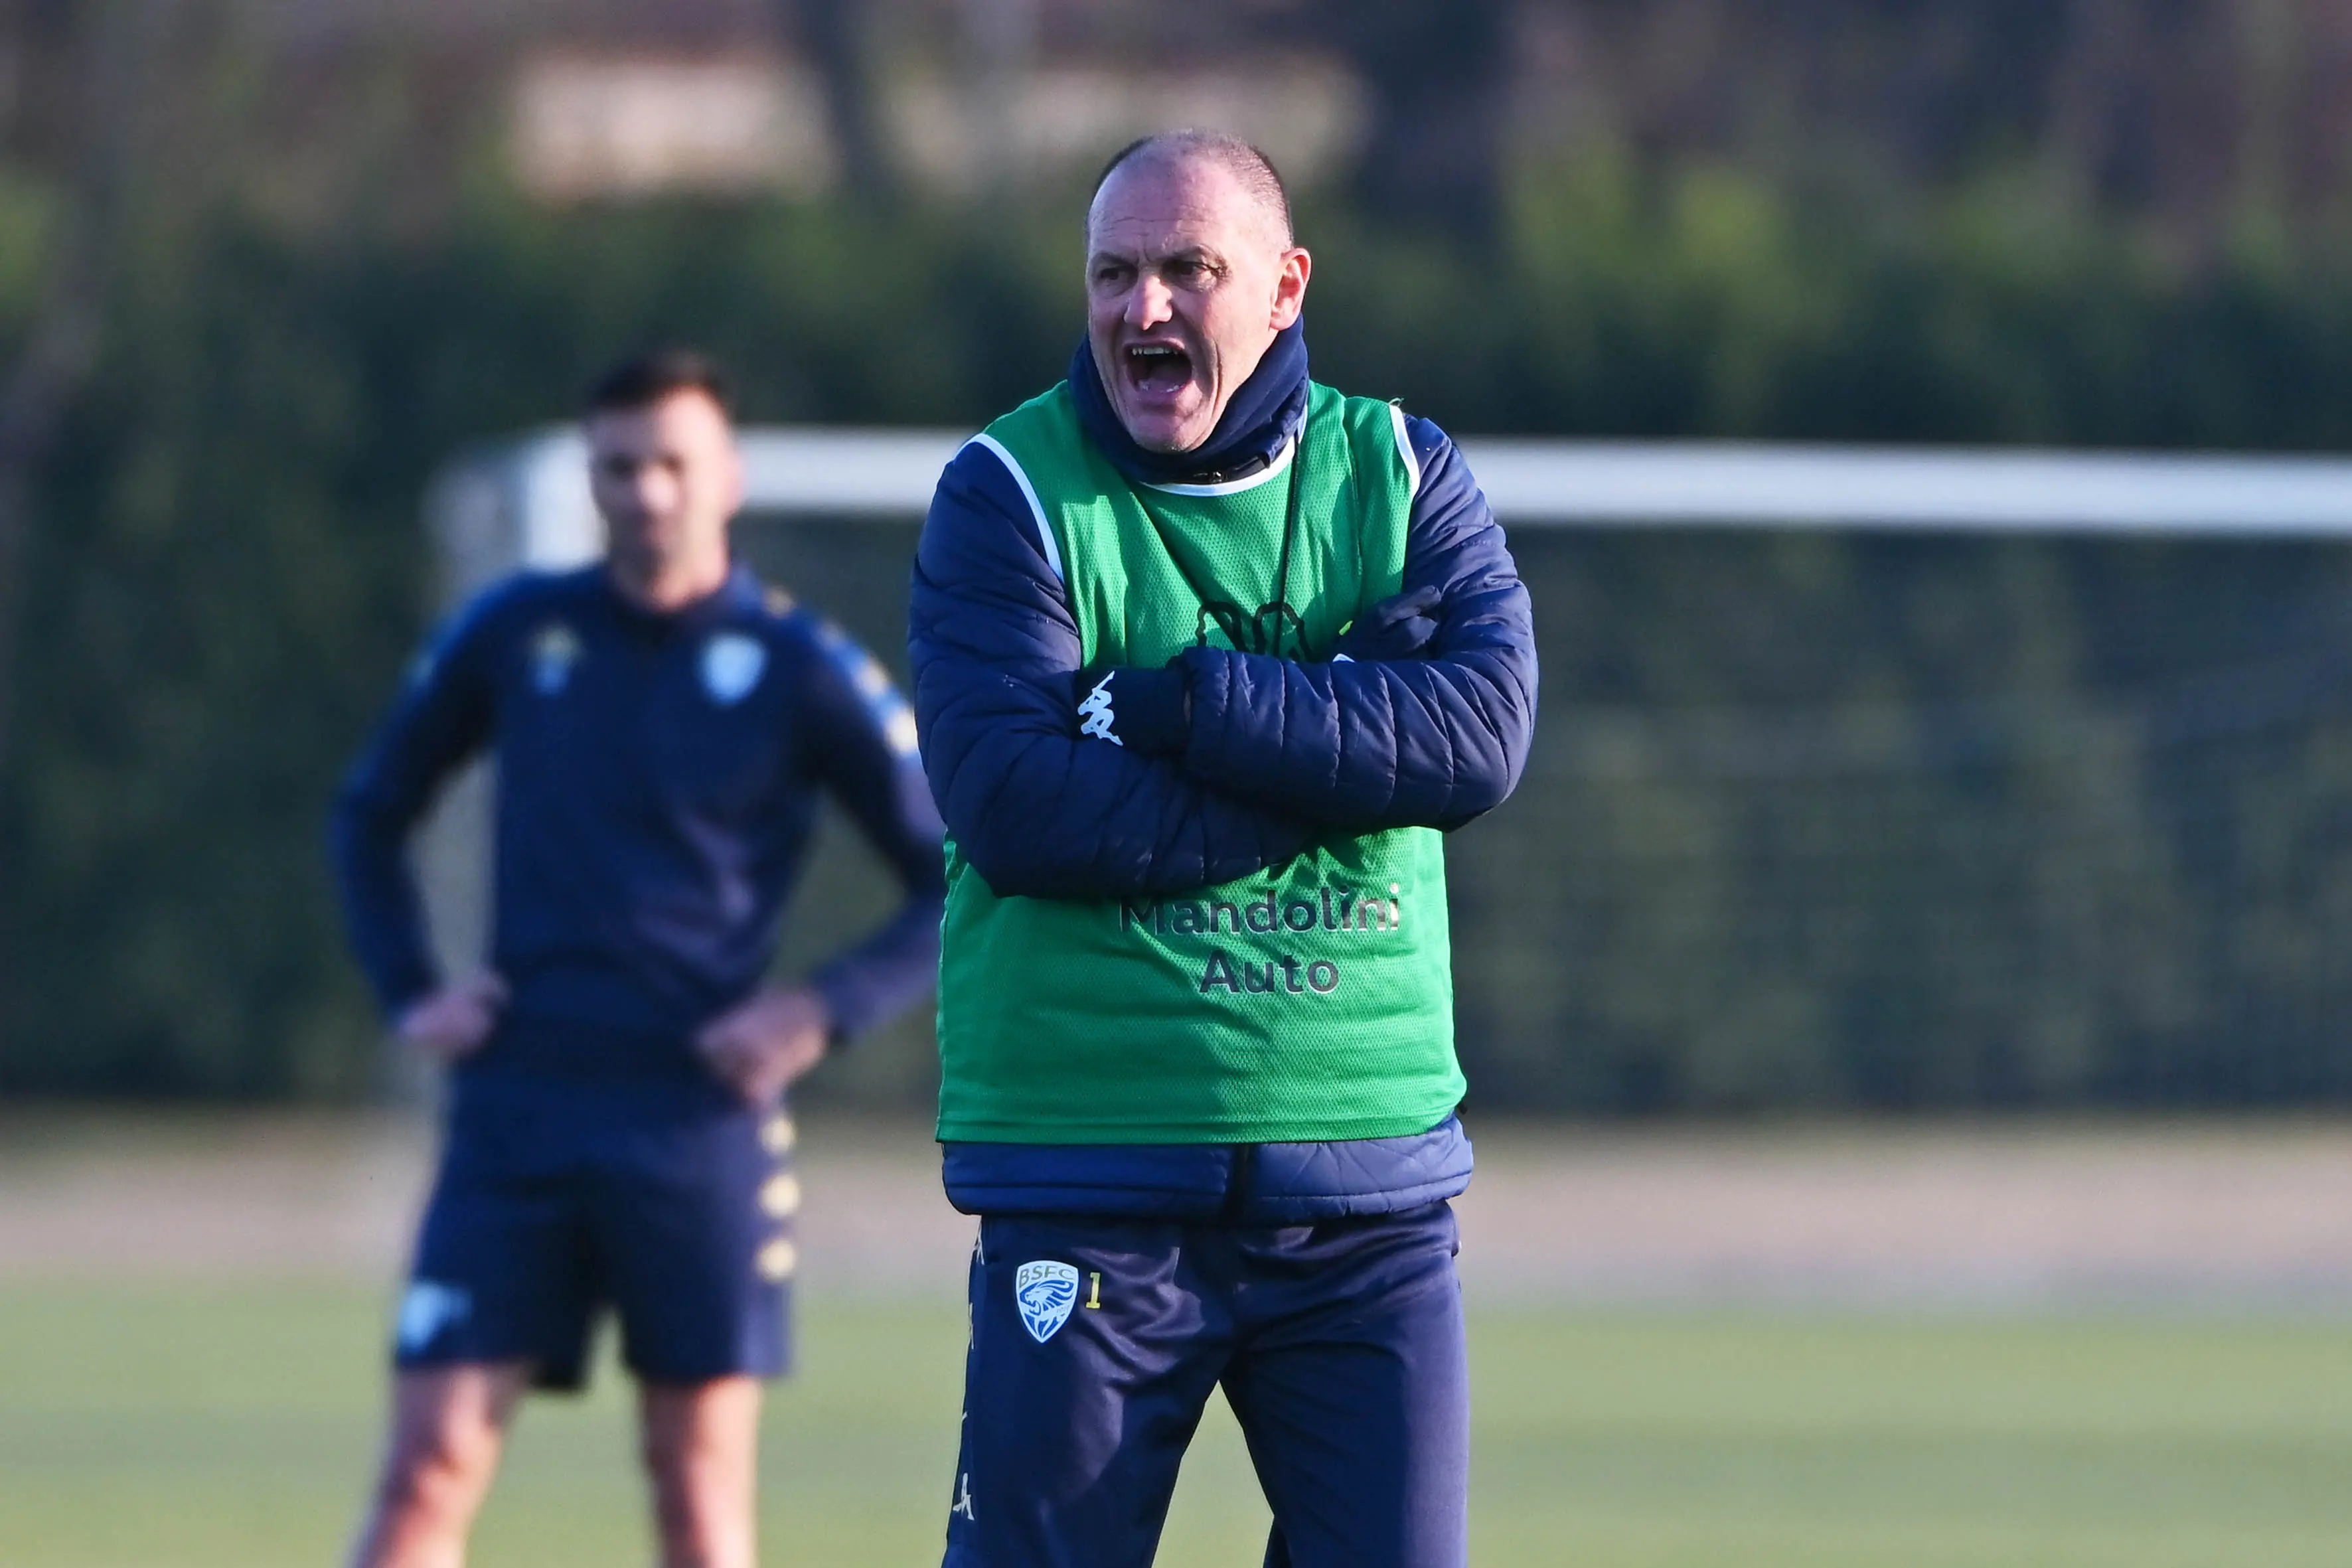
[1124, 342, 1194, 396]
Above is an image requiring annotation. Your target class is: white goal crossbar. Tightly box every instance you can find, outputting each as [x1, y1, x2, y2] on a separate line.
[427, 426, 2352, 593]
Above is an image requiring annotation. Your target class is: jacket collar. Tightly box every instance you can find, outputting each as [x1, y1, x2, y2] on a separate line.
[600, 560, 761, 634]
[1069, 319, 1310, 488]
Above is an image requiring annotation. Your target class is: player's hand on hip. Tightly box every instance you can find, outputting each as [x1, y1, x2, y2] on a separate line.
[393, 971, 510, 1063]
[696, 986, 832, 1107]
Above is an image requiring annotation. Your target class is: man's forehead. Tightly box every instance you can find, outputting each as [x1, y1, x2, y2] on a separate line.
[1088, 157, 1281, 256]
[588, 392, 732, 453]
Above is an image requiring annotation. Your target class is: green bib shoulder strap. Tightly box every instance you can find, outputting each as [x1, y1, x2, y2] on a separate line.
[974, 382, 1413, 668]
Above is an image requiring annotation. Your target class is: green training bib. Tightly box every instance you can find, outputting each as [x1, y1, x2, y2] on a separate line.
[935, 381, 1464, 1143]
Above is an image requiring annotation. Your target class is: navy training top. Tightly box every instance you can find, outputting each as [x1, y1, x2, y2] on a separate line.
[332, 562, 947, 1065]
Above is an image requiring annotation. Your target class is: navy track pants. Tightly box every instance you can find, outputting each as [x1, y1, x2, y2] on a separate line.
[941, 1202, 1468, 1568]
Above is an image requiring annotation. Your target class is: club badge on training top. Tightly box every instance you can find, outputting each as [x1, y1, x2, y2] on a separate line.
[702, 631, 768, 704]
[530, 623, 582, 695]
[1014, 1260, 1081, 1343]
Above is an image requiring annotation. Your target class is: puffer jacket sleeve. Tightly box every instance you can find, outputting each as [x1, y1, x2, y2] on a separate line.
[1172, 416, 1537, 830]
[910, 441, 1316, 900]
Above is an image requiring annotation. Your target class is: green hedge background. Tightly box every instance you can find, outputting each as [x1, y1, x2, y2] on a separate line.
[8, 139, 2352, 1105]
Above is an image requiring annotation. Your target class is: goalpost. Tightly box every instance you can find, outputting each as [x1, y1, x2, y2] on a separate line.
[430, 427, 2352, 579]
[420, 430, 2352, 1111]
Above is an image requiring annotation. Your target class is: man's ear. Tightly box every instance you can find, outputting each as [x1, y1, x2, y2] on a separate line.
[1271, 246, 1312, 329]
[718, 441, 747, 522]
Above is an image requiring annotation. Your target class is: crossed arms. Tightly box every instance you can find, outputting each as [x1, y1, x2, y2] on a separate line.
[908, 416, 1539, 902]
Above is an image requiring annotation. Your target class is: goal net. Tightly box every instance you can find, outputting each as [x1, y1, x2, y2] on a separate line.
[426, 432, 2352, 1113]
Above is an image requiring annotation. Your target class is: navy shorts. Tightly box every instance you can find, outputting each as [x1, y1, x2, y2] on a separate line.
[394, 1063, 797, 1391]
[941, 1203, 1468, 1568]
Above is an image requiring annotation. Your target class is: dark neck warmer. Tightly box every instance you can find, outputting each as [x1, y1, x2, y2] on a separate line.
[1069, 319, 1310, 487]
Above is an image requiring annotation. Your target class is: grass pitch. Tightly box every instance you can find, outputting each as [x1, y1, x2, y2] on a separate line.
[1, 1288, 2349, 1567]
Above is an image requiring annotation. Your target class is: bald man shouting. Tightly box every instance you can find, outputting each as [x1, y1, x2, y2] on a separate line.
[908, 131, 1537, 1567]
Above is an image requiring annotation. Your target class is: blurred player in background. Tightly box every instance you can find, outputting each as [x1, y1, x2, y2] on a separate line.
[331, 349, 946, 1568]
[911, 133, 1536, 1567]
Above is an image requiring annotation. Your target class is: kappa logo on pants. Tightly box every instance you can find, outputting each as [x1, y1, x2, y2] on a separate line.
[1014, 1260, 1080, 1342]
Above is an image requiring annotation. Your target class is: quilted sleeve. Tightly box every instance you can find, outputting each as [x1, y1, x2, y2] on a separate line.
[1173, 416, 1537, 830]
[909, 442, 1317, 900]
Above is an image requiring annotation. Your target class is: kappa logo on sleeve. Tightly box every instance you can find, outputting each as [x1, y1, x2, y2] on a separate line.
[1013, 1260, 1080, 1343]
[1075, 674, 1123, 745]
[396, 1280, 471, 1352]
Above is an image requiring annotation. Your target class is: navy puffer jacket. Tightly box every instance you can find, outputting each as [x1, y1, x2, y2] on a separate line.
[911, 324, 1537, 1218]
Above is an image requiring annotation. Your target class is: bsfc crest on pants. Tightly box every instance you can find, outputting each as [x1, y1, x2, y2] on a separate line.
[1014, 1260, 1080, 1343]
[396, 1279, 471, 1352]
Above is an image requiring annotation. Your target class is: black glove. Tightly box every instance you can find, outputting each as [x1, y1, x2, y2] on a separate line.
[1332, 585, 1444, 661]
[1073, 665, 1189, 755]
